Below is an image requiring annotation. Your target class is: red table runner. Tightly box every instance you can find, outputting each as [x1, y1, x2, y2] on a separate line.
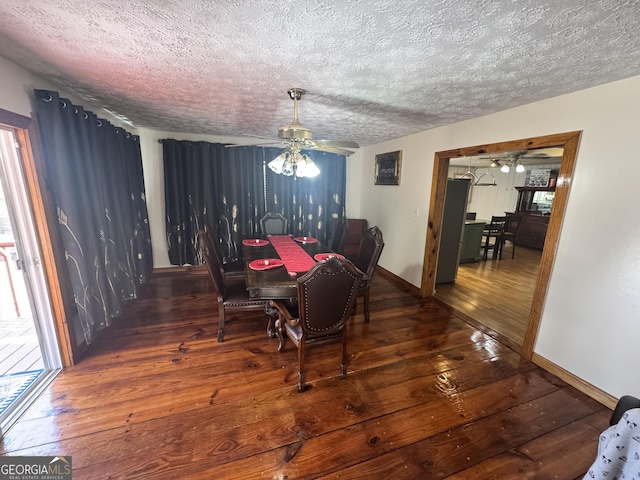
[267, 235, 317, 274]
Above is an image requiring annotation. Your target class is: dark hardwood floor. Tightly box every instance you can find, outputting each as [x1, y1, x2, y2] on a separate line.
[0, 268, 609, 478]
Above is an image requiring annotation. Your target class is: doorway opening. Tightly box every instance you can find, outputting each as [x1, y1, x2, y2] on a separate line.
[0, 123, 61, 437]
[433, 148, 562, 351]
[421, 131, 581, 359]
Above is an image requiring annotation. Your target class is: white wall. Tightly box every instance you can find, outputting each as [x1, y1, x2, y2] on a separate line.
[3, 52, 640, 401]
[349, 75, 640, 401]
[0, 56, 36, 116]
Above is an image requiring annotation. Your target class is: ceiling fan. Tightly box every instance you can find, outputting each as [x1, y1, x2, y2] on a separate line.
[479, 151, 527, 174]
[479, 150, 528, 162]
[227, 88, 359, 177]
[479, 149, 560, 173]
[480, 149, 560, 162]
[228, 88, 360, 157]
[276, 88, 359, 156]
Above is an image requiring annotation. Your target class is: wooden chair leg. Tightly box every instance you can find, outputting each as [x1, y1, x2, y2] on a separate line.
[363, 290, 371, 322]
[297, 341, 307, 392]
[499, 238, 516, 259]
[482, 236, 489, 260]
[340, 330, 347, 379]
[217, 305, 226, 342]
[297, 371, 306, 392]
[265, 303, 278, 338]
[275, 318, 286, 352]
[266, 317, 275, 338]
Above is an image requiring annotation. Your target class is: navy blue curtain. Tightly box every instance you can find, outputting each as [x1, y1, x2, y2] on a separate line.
[33, 89, 152, 345]
[162, 141, 346, 266]
[163, 141, 264, 265]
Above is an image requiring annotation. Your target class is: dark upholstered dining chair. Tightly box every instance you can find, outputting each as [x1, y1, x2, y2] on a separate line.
[260, 211, 288, 235]
[268, 257, 363, 392]
[343, 218, 368, 261]
[204, 223, 245, 282]
[352, 226, 384, 322]
[198, 230, 266, 342]
[329, 217, 349, 255]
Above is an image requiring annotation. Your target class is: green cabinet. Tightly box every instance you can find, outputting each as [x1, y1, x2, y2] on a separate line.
[459, 220, 486, 263]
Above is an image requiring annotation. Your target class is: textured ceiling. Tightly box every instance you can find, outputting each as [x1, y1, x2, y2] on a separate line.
[1, 1, 639, 147]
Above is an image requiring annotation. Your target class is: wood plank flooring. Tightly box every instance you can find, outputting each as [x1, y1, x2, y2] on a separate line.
[433, 246, 542, 351]
[0, 267, 610, 478]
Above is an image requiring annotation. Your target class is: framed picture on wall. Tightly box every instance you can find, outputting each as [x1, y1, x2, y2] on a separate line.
[525, 168, 551, 187]
[374, 150, 402, 185]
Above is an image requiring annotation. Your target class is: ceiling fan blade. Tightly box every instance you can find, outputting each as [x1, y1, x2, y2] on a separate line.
[507, 149, 529, 157]
[245, 133, 279, 140]
[308, 144, 357, 156]
[225, 140, 284, 148]
[314, 139, 360, 149]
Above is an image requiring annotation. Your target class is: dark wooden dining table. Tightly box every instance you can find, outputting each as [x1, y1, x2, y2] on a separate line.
[242, 235, 334, 300]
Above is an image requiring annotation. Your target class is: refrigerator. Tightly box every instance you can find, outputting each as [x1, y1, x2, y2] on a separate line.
[436, 178, 471, 283]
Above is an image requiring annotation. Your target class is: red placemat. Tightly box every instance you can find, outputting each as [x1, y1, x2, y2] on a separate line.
[267, 235, 317, 274]
[293, 236, 318, 244]
[314, 253, 345, 261]
[243, 238, 269, 247]
[248, 258, 284, 271]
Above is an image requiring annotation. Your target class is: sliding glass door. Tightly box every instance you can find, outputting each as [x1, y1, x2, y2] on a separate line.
[0, 126, 61, 437]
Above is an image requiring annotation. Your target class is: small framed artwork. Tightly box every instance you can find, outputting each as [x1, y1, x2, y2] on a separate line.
[525, 168, 551, 187]
[374, 150, 402, 185]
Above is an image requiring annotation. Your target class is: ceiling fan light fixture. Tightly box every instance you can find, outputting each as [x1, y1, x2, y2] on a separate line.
[490, 159, 501, 168]
[267, 151, 288, 175]
[295, 155, 320, 178]
[516, 163, 526, 173]
[268, 147, 319, 178]
[500, 163, 510, 173]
